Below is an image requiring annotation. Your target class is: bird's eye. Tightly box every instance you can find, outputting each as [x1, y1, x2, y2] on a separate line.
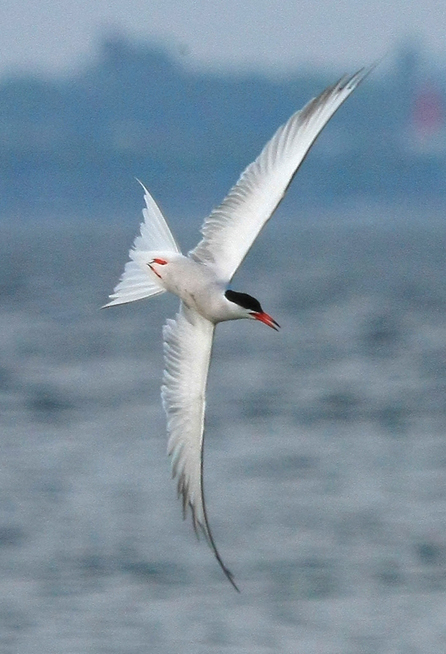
[151, 258, 168, 265]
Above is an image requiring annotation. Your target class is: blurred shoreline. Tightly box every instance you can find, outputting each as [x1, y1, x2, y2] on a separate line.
[0, 34, 445, 220]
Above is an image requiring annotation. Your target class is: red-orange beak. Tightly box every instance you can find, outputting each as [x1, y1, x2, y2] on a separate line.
[251, 311, 280, 331]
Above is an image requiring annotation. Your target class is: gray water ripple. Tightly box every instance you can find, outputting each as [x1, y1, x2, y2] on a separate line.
[1, 209, 446, 652]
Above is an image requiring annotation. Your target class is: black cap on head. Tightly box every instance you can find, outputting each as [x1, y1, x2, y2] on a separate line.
[225, 290, 263, 313]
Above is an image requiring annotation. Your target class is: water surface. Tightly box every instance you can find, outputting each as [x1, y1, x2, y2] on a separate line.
[1, 205, 446, 652]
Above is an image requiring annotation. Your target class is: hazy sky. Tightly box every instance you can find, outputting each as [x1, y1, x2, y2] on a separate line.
[2, 0, 445, 78]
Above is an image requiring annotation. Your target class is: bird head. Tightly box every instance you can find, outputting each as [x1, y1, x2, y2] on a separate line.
[224, 290, 280, 330]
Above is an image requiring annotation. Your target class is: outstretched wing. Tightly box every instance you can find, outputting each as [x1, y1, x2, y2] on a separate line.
[190, 68, 370, 281]
[103, 182, 180, 307]
[162, 303, 239, 591]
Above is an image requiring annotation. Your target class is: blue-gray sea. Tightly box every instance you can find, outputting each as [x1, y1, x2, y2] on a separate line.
[2, 203, 446, 653]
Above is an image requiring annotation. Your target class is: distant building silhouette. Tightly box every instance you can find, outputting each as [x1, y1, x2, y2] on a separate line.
[0, 33, 445, 218]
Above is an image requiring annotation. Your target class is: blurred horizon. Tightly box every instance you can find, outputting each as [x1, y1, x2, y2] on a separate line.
[3, 0, 446, 77]
[0, 31, 445, 220]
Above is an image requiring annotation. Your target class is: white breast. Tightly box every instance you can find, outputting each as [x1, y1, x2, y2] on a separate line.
[155, 256, 227, 322]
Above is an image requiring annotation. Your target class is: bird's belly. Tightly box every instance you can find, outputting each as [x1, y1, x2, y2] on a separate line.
[179, 285, 223, 322]
[161, 261, 224, 322]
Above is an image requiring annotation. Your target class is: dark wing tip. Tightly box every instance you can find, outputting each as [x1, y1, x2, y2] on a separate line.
[194, 499, 241, 593]
[174, 469, 241, 591]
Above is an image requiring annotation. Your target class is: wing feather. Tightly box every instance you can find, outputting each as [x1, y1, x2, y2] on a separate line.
[161, 303, 239, 591]
[189, 68, 371, 281]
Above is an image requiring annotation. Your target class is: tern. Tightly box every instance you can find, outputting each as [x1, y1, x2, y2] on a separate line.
[105, 69, 369, 590]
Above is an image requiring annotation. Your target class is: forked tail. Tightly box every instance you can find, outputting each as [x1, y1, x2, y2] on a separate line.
[103, 181, 181, 307]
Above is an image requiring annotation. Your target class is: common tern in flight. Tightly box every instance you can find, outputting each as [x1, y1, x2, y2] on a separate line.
[105, 69, 370, 590]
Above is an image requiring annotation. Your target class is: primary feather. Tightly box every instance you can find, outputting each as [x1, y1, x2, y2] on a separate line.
[190, 69, 370, 281]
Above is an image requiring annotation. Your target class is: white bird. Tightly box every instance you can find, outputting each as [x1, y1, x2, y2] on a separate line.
[104, 69, 370, 591]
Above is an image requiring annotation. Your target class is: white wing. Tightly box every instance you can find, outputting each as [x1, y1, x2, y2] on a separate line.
[162, 303, 239, 590]
[190, 69, 370, 281]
